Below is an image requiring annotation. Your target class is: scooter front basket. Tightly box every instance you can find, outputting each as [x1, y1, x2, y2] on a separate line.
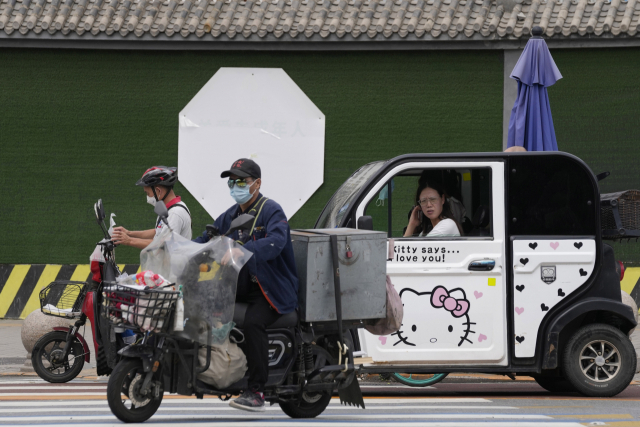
[39, 281, 87, 318]
[102, 283, 179, 334]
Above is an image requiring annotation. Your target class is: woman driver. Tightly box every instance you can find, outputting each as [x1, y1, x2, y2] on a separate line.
[404, 180, 463, 237]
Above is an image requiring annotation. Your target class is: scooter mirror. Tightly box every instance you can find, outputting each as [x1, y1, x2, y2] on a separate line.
[225, 214, 255, 237]
[154, 201, 170, 227]
[94, 199, 106, 223]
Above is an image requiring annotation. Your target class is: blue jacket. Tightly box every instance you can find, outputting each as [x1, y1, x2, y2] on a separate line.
[194, 194, 299, 314]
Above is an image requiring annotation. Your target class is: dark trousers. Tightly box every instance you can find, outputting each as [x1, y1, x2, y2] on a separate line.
[236, 268, 281, 393]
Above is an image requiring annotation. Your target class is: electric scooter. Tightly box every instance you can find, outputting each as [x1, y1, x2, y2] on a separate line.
[31, 199, 124, 382]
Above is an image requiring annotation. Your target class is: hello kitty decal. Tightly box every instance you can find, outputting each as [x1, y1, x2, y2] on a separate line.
[392, 286, 476, 347]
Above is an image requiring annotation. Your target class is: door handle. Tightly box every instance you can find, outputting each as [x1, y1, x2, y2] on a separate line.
[468, 259, 496, 271]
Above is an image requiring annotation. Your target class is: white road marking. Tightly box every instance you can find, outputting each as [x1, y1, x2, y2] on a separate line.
[0, 414, 551, 421]
[0, 386, 107, 390]
[0, 405, 518, 413]
[0, 422, 585, 427]
[0, 396, 491, 403]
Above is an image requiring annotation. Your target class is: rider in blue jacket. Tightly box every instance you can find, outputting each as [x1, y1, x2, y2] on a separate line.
[193, 158, 298, 412]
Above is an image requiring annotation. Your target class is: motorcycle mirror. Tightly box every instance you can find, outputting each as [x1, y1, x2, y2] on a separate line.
[225, 214, 255, 237]
[94, 199, 106, 223]
[154, 201, 171, 228]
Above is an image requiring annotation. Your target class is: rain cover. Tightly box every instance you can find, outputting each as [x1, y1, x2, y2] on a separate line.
[141, 231, 252, 345]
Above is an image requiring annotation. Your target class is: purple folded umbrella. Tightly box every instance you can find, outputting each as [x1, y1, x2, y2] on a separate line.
[507, 27, 563, 152]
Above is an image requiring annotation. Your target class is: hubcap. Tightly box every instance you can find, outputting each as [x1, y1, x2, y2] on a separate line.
[579, 340, 621, 383]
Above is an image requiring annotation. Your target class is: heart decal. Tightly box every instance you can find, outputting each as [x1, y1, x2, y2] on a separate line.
[529, 242, 538, 250]
[478, 334, 487, 342]
[515, 307, 524, 315]
[379, 337, 387, 345]
[520, 258, 529, 265]
[541, 303, 549, 311]
[516, 285, 525, 292]
[474, 291, 483, 299]
[579, 268, 588, 277]
[574, 242, 583, 249]
[550, 242, 559, 250]
[515, 336, 525, 343]
[558, 289, 565, 297]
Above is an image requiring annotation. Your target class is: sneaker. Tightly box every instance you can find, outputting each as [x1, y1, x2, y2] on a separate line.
[229, 390, 266, 412]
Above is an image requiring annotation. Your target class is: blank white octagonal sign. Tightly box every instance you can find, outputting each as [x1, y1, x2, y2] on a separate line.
[178, 68, 325, 220]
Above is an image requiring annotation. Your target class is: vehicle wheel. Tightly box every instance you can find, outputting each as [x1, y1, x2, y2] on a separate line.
[392, 373, 448, 387]
[532, 375, 575, 393]
[563, 323, 636, 397]
[107, 358, 163, 423]
[31, 331, 85, 383]
[96, 344, 113, 377]
[279, 346, 334, 419]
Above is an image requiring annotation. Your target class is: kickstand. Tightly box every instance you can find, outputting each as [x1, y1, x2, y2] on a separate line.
[329, 234, 365, 410]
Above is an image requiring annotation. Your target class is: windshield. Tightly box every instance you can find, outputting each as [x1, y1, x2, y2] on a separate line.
[315, 161, 386, 228]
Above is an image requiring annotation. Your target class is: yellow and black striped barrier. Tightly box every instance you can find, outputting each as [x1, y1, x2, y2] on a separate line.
[0, 264, 141, 319]
[1, 264, 640, 319]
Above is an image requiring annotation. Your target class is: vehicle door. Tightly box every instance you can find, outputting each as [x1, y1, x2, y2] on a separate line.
[355, 161, 508, 366]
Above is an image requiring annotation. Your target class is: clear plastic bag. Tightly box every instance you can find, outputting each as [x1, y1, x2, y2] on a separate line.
[140, 231, 252, 345]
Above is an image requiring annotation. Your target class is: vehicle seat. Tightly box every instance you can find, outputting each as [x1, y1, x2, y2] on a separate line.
[233, 302, 298, 329]
[468, 205, 491, 236]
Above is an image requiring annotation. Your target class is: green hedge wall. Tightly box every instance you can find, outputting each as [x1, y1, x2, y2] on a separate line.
[1, 47, 638, 265]
[0, 49, 503, 264]
[549, 48, 640, 264]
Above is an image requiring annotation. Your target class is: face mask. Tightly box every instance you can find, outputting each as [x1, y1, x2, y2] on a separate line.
[230, 184, 255, 205]
[147, 196, 156, 206]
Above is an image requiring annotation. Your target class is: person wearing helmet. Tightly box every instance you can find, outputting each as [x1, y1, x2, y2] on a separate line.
[112, 166, 192, 248]
[193, 158, 298, 413]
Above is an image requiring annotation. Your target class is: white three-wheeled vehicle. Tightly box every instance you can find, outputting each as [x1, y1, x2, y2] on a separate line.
[315, 151, 637, 397]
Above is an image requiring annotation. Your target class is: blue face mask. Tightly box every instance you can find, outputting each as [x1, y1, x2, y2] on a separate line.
[230, 184, 255, 204]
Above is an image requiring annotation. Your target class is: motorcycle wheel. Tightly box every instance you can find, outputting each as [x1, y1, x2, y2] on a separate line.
[107, 358, 163, 423]
[392, 373, 448, 387]
[279, 346, 334, 419]
[31, 331, 85, 383]
[532, 375, 575, 393]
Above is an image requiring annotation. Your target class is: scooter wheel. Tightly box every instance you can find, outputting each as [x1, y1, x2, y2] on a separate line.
[279, 346, 334, 419]
[392, 373, 448, 387]
[31, 331, 85, 383]
[107, 358, 163, 423]
[563, 323, 636, 397]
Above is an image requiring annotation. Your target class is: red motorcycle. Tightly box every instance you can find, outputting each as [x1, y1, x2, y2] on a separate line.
[31, 199, 125, 382]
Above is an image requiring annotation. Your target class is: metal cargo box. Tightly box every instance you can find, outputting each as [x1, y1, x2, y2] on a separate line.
[291, 228, 387, 323]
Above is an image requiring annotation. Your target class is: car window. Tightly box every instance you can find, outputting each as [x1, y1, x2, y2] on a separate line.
[364, 168, 493, 239]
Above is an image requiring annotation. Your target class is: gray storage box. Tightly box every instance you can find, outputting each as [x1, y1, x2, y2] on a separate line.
[291, 228, 387, 322]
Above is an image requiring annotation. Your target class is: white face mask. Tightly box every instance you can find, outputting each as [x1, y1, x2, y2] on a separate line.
[147, 196, 157, 206]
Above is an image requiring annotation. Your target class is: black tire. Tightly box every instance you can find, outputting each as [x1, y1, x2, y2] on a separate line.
[563, 323, 636, 397]
[279, 346, 334, 419]
[107, 358, 163, 423]
[96, 344, 113, 377]
[392, 372, 448, 387]
[532, 375, 575, 393]
[31, 331, 85, 383]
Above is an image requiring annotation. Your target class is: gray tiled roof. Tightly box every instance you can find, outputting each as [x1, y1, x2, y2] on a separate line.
[0, 0, 639, 42]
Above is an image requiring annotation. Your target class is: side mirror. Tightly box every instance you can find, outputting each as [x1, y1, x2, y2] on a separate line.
[94, 199, 106, 223]
[154, 201, 170, 228]
[357, 215, 374, 231]
[225, 214, 255, 237]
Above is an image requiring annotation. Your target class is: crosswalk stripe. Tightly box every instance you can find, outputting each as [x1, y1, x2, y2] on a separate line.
[0, 395, 490, 404]
[0, 405, 519, 413]
[0, 414, 552, 421]
[13, 423, 586, 427]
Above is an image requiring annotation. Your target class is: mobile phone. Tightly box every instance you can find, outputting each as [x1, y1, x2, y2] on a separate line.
[416, 205, 424, 221]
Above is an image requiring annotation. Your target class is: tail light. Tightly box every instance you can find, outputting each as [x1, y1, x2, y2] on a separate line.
[616, 261, 625, 282]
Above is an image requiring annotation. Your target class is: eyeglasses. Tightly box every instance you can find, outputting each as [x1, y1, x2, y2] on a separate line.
[418, 197, 441, 207]
[227, 178, 254, 189]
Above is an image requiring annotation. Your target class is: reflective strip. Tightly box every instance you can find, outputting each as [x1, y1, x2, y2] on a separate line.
[0, 266, 30, 318]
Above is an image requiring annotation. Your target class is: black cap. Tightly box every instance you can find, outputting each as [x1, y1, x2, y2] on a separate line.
[220, 158, 261, 179]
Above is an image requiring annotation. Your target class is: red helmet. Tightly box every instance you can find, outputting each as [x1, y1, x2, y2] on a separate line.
[135, 166, 178, 187]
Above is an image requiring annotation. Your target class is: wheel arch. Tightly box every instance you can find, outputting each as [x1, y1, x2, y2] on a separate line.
[541, 298, 636, 370]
